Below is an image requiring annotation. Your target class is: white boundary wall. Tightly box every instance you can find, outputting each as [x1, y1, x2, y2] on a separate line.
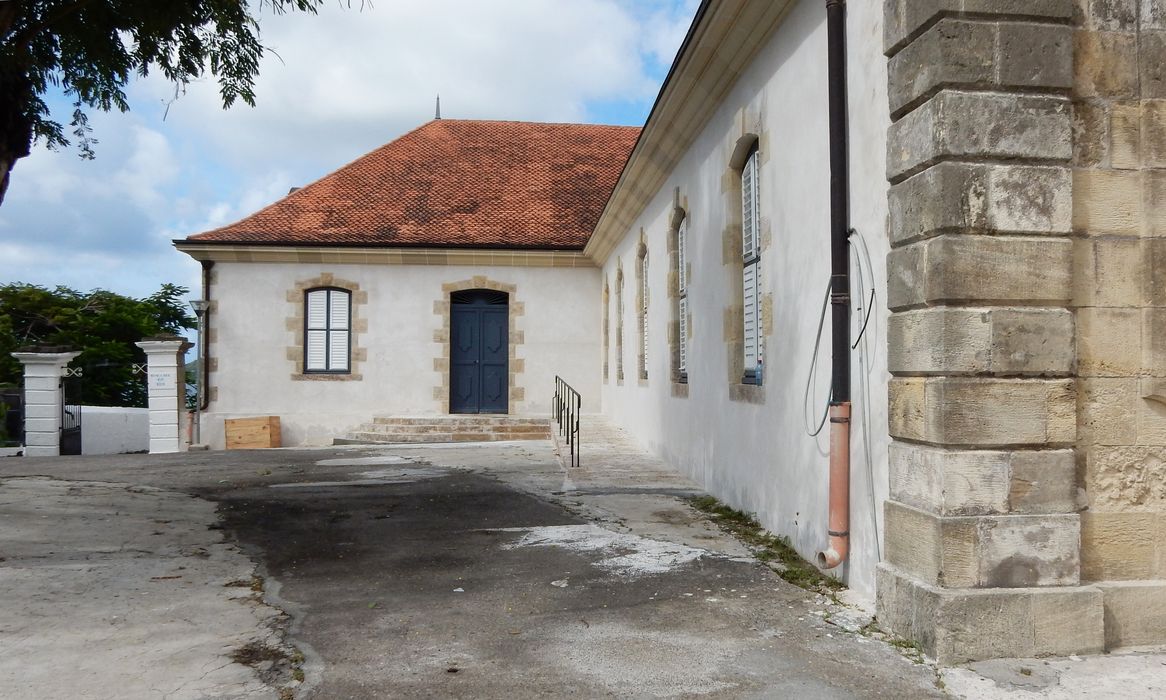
[81, 406, 149, 455]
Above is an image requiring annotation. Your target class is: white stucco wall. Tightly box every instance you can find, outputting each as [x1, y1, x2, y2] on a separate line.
[203, 262, 600, 448]
[81, 406, 150, 455]
[599, 0, 890, 600]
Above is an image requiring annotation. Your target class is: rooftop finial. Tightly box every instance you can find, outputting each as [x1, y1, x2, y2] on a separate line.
[435, 94, 441, 120]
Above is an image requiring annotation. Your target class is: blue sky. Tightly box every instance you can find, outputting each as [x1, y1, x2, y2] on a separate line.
[0, 0, 697, 301]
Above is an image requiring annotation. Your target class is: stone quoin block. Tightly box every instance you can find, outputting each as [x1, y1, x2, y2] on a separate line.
[883, 0, 1075, 55]
[1140, 30, 1166, 98]
[889, 18, 1074, 116]
[1073, 168, 1143, 235]
[1073, 238, 1151, 308]
[1075, 29, 1140, 99]
[1079, 378, 1141, 446]
[889, 377, 1076, 446]
[1077, 307, 1143, 377]
[887, 235, 1073, 310]
[1073, 100, 1110, 167]
[877, 564, 1104, 663]
[883, 502, 1082, 589]
[1109, 100, 1142, 169]
[888, 92, 1072, 180]
[1096, 581, 1166, 648]
[1080, 510, 1166, 580]
[889, 162, 1071, 245]
[888, 307, 1073, 376]
[889, 442, 1078, 516]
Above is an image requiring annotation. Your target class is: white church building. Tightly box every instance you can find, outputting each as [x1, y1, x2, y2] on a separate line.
[178, 0, 1166, 664]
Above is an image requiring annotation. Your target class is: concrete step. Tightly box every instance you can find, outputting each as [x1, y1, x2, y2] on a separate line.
[337, 415, 552, 445]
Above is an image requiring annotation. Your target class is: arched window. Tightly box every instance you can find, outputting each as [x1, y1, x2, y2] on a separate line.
[676, 215, 689, 380]
[304, 287, 351, 373]
[615, 265, 624, 383]
[602, 281, 610, 382]
[637, 244, 649, 381]
[741, 145, 762, 384]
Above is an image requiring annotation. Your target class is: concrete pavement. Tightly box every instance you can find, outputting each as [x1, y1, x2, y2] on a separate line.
[0, 417, 1162, 698]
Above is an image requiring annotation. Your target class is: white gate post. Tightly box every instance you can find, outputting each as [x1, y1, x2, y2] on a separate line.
[11, 350, 81, 457]
[135, 337, 192, 454]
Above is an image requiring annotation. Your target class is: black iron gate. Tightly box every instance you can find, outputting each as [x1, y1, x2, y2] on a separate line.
[60, 370, 82, 456]
[0, 386, 21, 448]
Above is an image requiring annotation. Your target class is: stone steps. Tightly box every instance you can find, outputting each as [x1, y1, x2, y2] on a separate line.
[336, 416, 552, 445]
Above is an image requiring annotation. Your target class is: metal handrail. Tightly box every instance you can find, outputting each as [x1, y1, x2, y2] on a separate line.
[553, 376, 581, 467]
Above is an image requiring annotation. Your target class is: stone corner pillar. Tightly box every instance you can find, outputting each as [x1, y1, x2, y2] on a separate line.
[135, 336, 193, 454]
[879, 1, 1103, 663]
[11, 350, 81, 457]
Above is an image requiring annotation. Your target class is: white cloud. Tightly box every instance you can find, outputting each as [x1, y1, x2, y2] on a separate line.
[0, 0, 697, 301]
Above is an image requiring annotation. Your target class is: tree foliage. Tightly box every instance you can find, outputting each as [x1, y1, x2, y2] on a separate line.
[0, 0, 324, 205]
[0, 282, 196, 407]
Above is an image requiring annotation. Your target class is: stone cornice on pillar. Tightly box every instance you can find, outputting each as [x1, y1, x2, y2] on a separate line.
[11, 351, 81, 368]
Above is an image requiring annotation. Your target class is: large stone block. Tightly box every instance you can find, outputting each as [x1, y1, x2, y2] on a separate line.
[1080, 0, 1138, 31]
[1140, 31, 1166, 98]
[1075, 30, 1139, 99]
[889, 377, 1076, 446]
[889, 163, 1071, 245]
[1081, 510, 1166, 580]
[888, 19, 1071, 116]
[1079, 378, 1140, 446]
[889, 92, 1072, 180]
[877, 564, 1104, 663]
[1073, 168, 1143, 235]
[888, 307, 1073, 375]
[1145, 0, 1166, 31]
[887, 235, 1072, 310]
[889, 442, 1076, 515]
[1073, 100, 1109, 167]
[1138, 378, 1166, 444]
[1096, 580, 1166, 647]
[1077, 307, 1142, 376]
[884, 0, 1075, 55]
[1109, 100, 1141, 169]
[1145, 170, 1166, 236]
[1072, 238, 1147, 308]
[1084, 446, 1166, 509]
[885, 501, 1080, 588]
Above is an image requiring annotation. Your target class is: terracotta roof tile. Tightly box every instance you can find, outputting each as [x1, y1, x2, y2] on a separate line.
[186, 119, 640, 250]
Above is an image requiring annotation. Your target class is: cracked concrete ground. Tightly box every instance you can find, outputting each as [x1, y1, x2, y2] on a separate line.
[2, 420, 1163, 698]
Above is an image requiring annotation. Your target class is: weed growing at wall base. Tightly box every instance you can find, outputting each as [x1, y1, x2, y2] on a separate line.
[685, 495, 843, 596]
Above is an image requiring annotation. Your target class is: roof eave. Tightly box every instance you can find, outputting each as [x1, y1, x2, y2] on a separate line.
[582, 0, 795, 266]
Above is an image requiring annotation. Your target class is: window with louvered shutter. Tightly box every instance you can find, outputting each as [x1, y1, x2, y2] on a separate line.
[640, 250, 649, 377]
[741, 147, 762, 383]
[677, 217, 689, 376]
[304, 288, 351, 372]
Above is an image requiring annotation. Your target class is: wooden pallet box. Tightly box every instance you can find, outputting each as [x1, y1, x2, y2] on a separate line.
[225, 416, 281, 449]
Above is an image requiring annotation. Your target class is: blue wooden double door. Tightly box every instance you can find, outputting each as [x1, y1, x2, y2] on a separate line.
[450, 290, 509, 414]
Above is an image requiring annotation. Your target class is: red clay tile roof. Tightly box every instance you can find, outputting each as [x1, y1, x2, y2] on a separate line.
[186, 119, 640, 250]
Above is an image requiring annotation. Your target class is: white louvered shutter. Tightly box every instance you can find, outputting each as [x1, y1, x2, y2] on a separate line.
[742, 149, 761, 374]
[677, 218, 688, 374]
[305, 290, 328, 371]
[641, 253, 649, 368]
[329, 290, 350, 371]
[743, 262, 758, 371]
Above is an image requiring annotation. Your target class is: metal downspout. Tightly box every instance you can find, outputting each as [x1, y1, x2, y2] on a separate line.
[818, 0, 851, 570]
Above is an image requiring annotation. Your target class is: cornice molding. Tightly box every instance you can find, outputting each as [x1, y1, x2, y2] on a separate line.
[174, 243, 596, 268]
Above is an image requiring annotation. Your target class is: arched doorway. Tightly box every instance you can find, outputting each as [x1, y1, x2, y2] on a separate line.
[450, 289, 509, 414]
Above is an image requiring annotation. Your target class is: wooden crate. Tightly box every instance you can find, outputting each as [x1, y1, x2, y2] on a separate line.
[225, 416, 281, 449]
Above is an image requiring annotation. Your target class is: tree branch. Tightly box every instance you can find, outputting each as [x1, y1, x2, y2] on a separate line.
[7, 0, 99, 52]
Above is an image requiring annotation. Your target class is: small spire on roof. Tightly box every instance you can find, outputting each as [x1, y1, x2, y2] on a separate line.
[435, 94, 441, 120]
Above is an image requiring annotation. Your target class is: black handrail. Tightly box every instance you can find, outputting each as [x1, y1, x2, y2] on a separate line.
[553, 376, 581, 467]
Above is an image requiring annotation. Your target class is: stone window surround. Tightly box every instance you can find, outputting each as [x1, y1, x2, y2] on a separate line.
[602, 278, 610, 382]
[615, 260, 625, 385]
[286, 272, 368, 381]
[667, 192, 691, 399]
[722, 126, 772, 405]
[432, 276, 526, 415]
[635, 230, 649, 385]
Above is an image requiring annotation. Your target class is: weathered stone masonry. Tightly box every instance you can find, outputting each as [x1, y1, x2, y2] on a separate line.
[1072, 0, 1166, 650]
[879, 0, 1106, 663]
